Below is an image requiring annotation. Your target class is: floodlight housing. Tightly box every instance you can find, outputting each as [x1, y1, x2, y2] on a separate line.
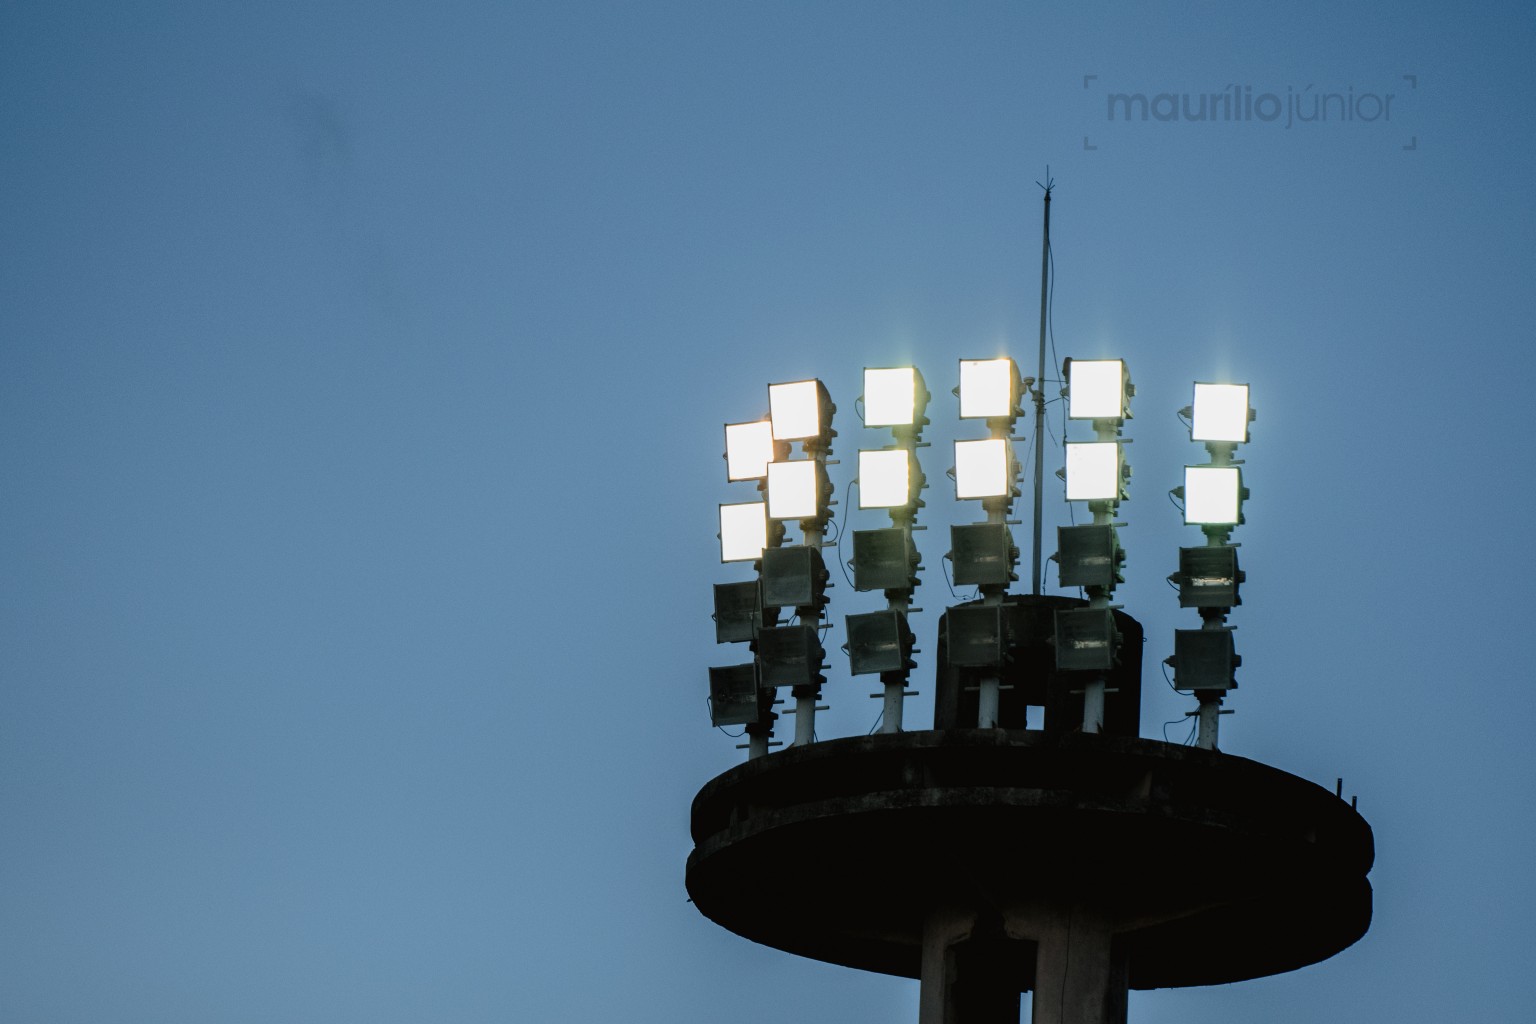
[769, 379, 834, 442]
[950, 523, 1016, 587]
[1065, 442, 1123, 502]
[958, 358, 1020, 420]
[1053, 606, 1119, 672]
[724, 420, 780, 482]
[851, 527, 917, 592]
[859, 448, 912, 509]
[1184, 466, 1243, 525]
[713, 581, 771, 644]
[955, 438, 1012, 500]
[708, 663, 762, 727]
[1057, 524, 1121, 590]
[760, 545, 828, 611]
[1173, 546, 1244, 609]
[719, 501, 769, 563]
[864, 366, 928, 428]
[1191, 382, 1251, 444]
[1168, 628, 1239, 691]
[846, 609, 915, 676]
[1067, 359, 1129, 420]
[757, 624, 823, 689]
[766, 459, 826, 521]
[945, 603, 1007, 668]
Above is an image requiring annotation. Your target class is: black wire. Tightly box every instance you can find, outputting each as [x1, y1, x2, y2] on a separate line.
[867, 708, 885, 735]
[831, 496, 856, 591]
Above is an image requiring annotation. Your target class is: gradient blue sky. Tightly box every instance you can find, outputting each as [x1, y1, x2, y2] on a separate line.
[3, 3, 1533, 1022]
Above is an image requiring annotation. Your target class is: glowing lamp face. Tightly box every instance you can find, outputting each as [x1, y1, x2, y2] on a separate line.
[1068, 359, 1126, 420]
[1184, 466, 1242, 525]
[769, 380, 825, 441]
[954, 438, 1010, 499]
[724, 420, 775, 481]
[767, 460, 819, 520]
[719, 502, 768, 562]
[1065, 442, 1121, 501]
[1192, 383, 1250, 443]
[864, 367, 917, 427]
[859, 449, 911, 509]
[959, 359, 1016, 419]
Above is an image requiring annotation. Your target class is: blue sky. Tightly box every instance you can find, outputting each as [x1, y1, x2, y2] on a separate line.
[2, 2, 1533, 1022]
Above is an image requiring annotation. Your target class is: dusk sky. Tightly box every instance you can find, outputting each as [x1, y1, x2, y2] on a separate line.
[3, 3, 1533, 1022]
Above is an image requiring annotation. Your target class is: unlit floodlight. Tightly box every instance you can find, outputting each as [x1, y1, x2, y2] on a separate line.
[950, 523, 1015, 587]
[1168, 628, 1239, 691]
[959, 358, 1019, 420]
[1065, 441, 1122, 502]
[852, 527, 915, 591]
[864, 366, 926, 427]
[769, 379, 832, 442]
[713, 581, 767, 643]
[955, 438, 1011, 499]
[719, 501, 768, 562]
[1184, 466, 1242, 525]
[1054, 606, 1119, 672]
[1068, 359, 1128, 420]
[945, 603, 1007, 668]
[1191, 382, 1251, 444]
[846, 609, 914, 675]
[766, 459, 821, 520]
[859, 448, 911, 509]
[708, 664, 762, 727]
[724, 420, 777, 481]
[1173, 545, 1243, 609]
[1057, 523, 1120, 590]
[760, 545, 827, 611]
[757, 624, 822, 689]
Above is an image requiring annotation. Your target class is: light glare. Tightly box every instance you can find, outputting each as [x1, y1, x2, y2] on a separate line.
[769, 380, 824, 441]
[859, 449, 911, 508]
[955, 438, 1010, 499]
[1192, 383, 1250, 443]
[959, 359, 1016, 419]
[1065, 442, 1121, 501]
[767, 460, 820, 520]
[724, 420, 775, 481]
[864, 367, 917, 427]
[1184, 466, 1242, 525]
[1068, 360, 1126, 420]
[719, 502, 768, 562]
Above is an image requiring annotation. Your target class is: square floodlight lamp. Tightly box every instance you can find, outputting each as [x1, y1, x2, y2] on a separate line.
[761, 545, 826, 610]
[1068, 359, 1127, 420]
[1054, 606, 1118, 672]
[766, 459, 820, 520]
[708, 664, 762, 727]
[724, 420, 776, 481]
[1171, 628, 1238, 691]
[757, 623, 822, 689]
[864, 367, 920, 427]
[859, 448, 911, 509]
[955, 438, 1011, 499]
[1057, 523, 1118, 589]
[769, 379, 829, 441]
[852, 527, 914, 591]
[945, 603, 1007, 668]
[847, 609, 912, 675]
[1192, 383, 1250, 444]
[719, 501, 768, 562]
[959, 358, 1017, 419]
[1184, 466, 1242, 525]
[713, 581, 765, 644]
[1176, 545, 1242, 609]
[1065, 442, 1122, 501]
[950, 522, 1014, 587]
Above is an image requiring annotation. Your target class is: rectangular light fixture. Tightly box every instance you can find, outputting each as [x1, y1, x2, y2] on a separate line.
[1174, 545, 1243, 608]
[1064, 441, 1121, 501]
[724, 420, 776, 481]
[1056, 523, 1119, 589]
[708, 664, 762, 727]
[958, 358, 1018, 419]
[1184, 465, 1242, 525]
[760, 545, 826, 610]
[1169, 628, 1238, 691]
[713, 580, 767, 643]
[1053, 606, 1118, 672]
[859, 448, 911, 509]
[1191, 382, 1250, 443]
[766, 459, 820, 520]
[955, 438, 1011, 499]
[851, 527, 915, 591]
[950, 523, 1014, 587]
[1068, 359, 1127, 420]
[864, 366, 922, 427]
[846, 609, 913, 676]
[945, 603, 1007, 667]
[769, 379, 830, 441]
[757, 624, 822, 689]
[719, 501, 768, 562]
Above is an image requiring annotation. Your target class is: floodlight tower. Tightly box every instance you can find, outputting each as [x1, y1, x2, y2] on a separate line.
[1167, 383, 1254, 749]
[847, 367, 930, 732]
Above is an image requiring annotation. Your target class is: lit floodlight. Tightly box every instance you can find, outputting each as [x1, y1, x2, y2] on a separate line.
[864, 367, 924, 427]
[859, 449, 911, 509]
[1184, 466, 1242, 525]
[1191, 383, 1251, 443]
[766, 460, 820, 520]
[1068, 359, 1127, 420]
[1065, 442, 1122, 502]
[769, 379, 830, 441]
[724, 420, 776, 481]
[955, 438, 1011, 499]
[719, 502, 769, 562]
[959, 359, 1018, 419]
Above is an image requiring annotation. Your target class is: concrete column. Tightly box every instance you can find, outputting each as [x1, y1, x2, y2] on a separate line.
[1029, 906, 1128, 1024]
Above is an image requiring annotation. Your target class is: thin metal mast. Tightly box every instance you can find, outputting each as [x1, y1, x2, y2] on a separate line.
[1031, 174, 1054, 595]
